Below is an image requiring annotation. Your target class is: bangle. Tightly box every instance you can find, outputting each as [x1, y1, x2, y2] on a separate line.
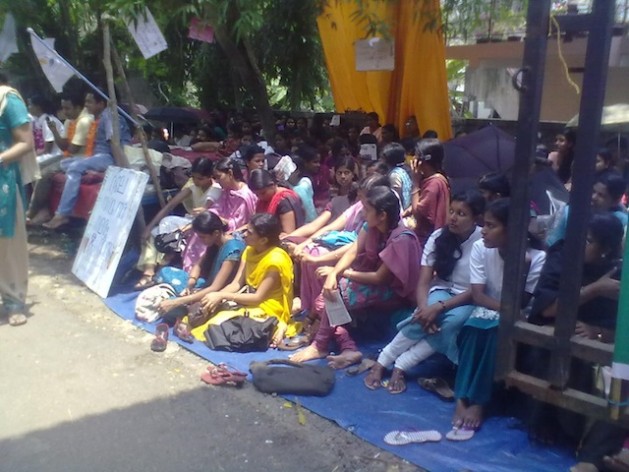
[438, 300, 447, 312]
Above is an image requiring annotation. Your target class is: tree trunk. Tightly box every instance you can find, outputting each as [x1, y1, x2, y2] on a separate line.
[211, 24, 276, 141]
[58, 0, 79, 65]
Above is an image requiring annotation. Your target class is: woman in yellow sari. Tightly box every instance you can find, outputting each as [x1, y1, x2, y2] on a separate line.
[190, 213, 298, 346]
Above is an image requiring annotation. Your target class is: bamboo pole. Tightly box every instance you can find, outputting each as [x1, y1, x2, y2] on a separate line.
[110, 40, 166, 208]
[102, 15, 146, 238]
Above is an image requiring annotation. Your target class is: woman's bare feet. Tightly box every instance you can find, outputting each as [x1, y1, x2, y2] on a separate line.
[327, 350, 362, 369]
[462, 404, 483, 430]
[289, 344, 328, 362]
[387, 368, 407, 394]
[43, 215, 69, 229]
[452, 399, 467, 429]
[364, 362, 385, 390]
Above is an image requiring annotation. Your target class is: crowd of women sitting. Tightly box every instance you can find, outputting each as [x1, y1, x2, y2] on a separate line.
[132, 117, 629, 471]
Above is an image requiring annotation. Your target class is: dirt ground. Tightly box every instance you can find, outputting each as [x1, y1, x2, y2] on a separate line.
[0, 228, 423, 472]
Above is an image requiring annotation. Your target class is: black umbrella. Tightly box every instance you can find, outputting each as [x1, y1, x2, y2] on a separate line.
[443, 125, 515, 195]
[143, 106, 211, 123]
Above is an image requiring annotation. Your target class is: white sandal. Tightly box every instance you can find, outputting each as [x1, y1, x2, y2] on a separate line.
[384, 429, 442, 446]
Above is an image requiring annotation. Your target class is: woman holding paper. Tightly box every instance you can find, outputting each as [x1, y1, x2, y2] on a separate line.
[291, 186, 421, 369]
[0, 78, 34, 326]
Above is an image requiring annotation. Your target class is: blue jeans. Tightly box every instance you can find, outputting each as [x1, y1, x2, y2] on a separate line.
[56, 153, 114, 216]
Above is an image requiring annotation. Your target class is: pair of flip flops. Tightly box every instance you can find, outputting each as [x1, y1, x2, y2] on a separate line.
[418, 377, 455, 401]
[276, 334, 309, 351]
[200, 364, 247, 387]
[383, 427, 474, 446]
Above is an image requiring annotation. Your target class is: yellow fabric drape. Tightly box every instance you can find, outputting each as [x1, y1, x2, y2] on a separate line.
[317, 1, 452, 141]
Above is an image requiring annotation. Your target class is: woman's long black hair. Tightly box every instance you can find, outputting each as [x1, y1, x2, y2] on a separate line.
[433, 190, 485, 280]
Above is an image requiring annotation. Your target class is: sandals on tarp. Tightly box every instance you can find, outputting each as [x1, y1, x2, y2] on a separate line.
[384, 430, 442, 446]
[134, 274, 157, 291]
[347, 358, 375, 376]
[445, 427, 475, 441]
[201, 363, 247, 388]
[150, 323, 169, 352]
[418, 377, 454, 401]
[276, 334, 309, 351]
[174, 319, 195, 344]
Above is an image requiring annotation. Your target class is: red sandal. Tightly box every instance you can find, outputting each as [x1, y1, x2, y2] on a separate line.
[200, 363, 247, 387]
[150, 323, 169, 352]
[174, 318, 195, 344]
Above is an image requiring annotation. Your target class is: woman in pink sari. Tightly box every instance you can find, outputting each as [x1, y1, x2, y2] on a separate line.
[182, 157, 257, 272]
[291, 186, 421, 369]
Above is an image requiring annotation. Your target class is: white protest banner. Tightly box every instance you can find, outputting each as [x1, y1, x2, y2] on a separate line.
[355, 37, 395, 71]
[30, 36, 74, 92]
[73, 167, 148, 298]
[125, 7, 168, 59]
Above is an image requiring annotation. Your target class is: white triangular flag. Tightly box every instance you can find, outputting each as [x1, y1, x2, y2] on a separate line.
[0, 14, 19, 62]
[125, 8, 167, 59]
[30, 37, 74, 92]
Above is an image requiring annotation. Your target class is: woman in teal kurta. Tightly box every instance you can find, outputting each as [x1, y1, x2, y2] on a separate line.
[0, 85, 35, 325]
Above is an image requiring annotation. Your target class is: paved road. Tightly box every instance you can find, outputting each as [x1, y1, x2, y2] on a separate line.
[0, 234, 421, 472]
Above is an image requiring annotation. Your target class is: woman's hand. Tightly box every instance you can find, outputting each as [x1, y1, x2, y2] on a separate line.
[180, 287, 193, 297]
[575, 321, 600, 340]
[593, 268, 621, 300]
[316, 266, 335, 279]
[302, 253, 321, 264]
[201, 293, 223, 313]
[412, 304, 442, 334]
[141, 227, 152, 242]
[282, 241, 297, 256]
[322, 272, 339, 300]
[410, 159, 423, 184]
[292, 243, 307, 260]
[158, 298, 182, 315]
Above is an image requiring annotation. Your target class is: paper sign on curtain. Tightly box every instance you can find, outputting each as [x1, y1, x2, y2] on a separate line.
[355, 37, 395, 71]
[30, 37, 75, 92]
[125, 7, 168, 59]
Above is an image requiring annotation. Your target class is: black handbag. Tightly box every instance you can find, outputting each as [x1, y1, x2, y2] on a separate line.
[249, 359, 336, 396]
[204, 314, 277, 352]
[154, 229, 186, 254]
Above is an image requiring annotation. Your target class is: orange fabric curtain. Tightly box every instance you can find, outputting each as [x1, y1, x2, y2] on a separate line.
[317, 0, 452, 140]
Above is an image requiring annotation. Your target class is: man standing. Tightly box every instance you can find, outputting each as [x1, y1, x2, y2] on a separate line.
[0, 73, 35, 326]
[44, 90, 131, 229]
